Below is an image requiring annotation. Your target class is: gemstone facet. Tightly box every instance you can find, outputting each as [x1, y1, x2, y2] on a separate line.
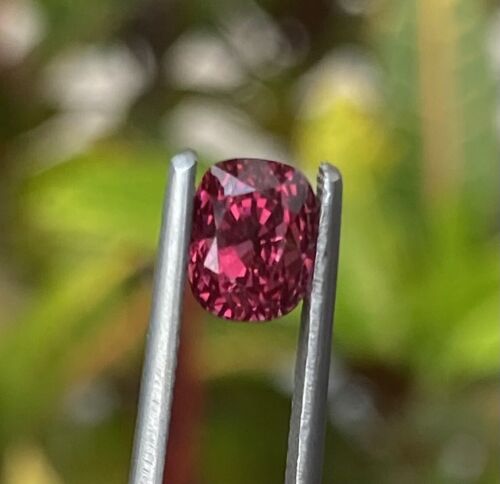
[188, 158, 319, 321]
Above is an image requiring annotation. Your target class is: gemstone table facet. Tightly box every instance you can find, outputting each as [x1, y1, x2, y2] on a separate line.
[188, 158, 319, 321]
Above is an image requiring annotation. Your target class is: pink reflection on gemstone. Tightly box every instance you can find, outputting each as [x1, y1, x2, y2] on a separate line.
[188, 158, 319, 321]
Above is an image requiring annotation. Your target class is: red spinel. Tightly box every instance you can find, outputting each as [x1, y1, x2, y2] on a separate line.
[188, 158, 319, 321]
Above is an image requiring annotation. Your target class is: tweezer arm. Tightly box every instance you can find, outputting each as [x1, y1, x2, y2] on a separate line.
[285, 163, 342, 484]
[129, 151, 197, 484]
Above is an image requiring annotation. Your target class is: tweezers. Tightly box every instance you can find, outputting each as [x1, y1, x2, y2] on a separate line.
[128, 150, 342, 484]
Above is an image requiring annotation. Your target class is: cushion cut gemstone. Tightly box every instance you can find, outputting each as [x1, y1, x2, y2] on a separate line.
[188, 158, 319, 321]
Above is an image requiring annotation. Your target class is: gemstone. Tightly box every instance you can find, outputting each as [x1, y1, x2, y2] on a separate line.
[188, 158, 319, 321]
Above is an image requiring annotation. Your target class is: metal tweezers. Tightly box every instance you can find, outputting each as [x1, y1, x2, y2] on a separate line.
[128, 150, 342, 484]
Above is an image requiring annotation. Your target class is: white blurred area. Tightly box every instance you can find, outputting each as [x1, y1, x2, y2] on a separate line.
[163, 1, 299, 95]
[164, 31, 246, 92]
[27, 44, 151, 167]
[24, 112, 121, 169]
[42, 44, 149, 114]
[0, 0, 45, 66]
[217, 2, 297, 74]
[0, 1, 154, 166]
[439, 434, 487, 482]
[337, 0, 376, 17]
[295, 46, 381, 119]
[162, 97, 288, 162]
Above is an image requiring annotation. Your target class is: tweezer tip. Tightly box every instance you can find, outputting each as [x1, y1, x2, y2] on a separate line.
[171, 149, 197, 172]
[318, 163, 342, 185]
[317, 163, 342, 201]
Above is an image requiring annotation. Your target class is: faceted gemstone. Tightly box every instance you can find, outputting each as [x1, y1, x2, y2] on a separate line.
[188, 158, 319, 321]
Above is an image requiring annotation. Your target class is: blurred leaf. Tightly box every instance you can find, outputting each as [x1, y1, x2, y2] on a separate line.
[439, 293, 499, 381]
[202, 307, 299, 380]
[24, 143, 169, 251]
[295, 96, 396, 177]
[375, 0, 499, 382]
[374, 0, 497, 214]
[46, 402, 134, 484]
[0, 250, 142, 439]
[3, 442, 63, 484]
[201, 377, 289, 484]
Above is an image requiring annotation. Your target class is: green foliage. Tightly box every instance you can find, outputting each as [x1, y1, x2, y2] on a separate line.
[24, 144, 169, 251]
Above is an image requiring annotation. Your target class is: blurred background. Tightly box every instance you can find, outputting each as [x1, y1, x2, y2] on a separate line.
[0, 0, 498, 483]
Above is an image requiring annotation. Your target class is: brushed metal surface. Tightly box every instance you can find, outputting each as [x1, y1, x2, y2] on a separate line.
[128, 150, 197, 484]
[285, 163, 342, 484]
